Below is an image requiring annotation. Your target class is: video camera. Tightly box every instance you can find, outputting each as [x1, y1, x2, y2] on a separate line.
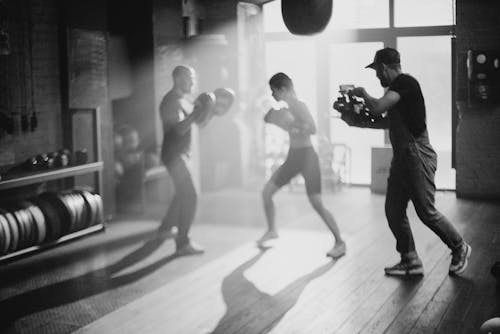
[332, 85, 385, 123]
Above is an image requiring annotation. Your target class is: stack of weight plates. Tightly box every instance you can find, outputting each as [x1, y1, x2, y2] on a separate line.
[36, 190, 103, 236]
[0, 190, 103, 255]
[0, 203, 47, 255]
[0, 209, 21, 255]
[74, 189, 104, 228]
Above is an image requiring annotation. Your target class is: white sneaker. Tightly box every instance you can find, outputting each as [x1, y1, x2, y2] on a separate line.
[326, 241, 346, 259]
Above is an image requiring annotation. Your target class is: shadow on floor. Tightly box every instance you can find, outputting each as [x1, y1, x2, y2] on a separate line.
[0, 226, 157, 285]
[210, 250, 335, 334]
[0, 234, 182, 331]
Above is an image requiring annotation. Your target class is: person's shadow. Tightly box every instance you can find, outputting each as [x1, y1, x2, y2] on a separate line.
[0, 233, 179, 331]
[210, 251, 334, 334]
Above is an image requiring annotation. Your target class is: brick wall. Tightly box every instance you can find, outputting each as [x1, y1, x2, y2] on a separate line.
[0, 0, 114, 215]
[455, 0, 500, 199]
[0, 0, 62, 166]
[62, 0, 113, 215]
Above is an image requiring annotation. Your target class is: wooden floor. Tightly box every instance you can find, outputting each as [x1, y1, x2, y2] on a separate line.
[1, 187, 499, 333]
[83, 188, 499, 334]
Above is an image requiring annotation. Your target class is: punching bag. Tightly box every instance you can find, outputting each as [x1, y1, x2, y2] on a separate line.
[282, 0, 333, 35]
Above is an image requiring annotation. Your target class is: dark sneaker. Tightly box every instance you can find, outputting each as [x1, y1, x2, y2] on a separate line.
[175, 241, 205, 256]
[384, 258, 424, 276]
[449, 242, 472, 275]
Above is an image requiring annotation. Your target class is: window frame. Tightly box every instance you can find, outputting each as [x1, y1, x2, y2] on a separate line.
[262, 0, 456, 186]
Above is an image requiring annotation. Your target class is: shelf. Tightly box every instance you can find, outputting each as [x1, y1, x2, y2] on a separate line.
[0, 223, 105, 264]
[0, 108, 105, 265]
[0, 162, 103, 191]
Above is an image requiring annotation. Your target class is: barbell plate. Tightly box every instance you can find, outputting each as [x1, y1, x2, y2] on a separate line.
[79, 190, 97, 227]
[3, 211, 19, 252]
[40, 192, 71, 236]
[93, 193, 104, 225]
[0, 214, 10, 255]
[22, 201, 47, 244]
[31, 196, 63, 241]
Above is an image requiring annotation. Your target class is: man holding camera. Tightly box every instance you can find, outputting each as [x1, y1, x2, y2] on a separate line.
[344, 48, 470, 276]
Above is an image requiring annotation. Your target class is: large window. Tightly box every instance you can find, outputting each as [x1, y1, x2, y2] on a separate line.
[265, 41, 318, 117]
[263, 0, 455, 188]
[394, 0, 455, 27]
[398, 36, 454, 189]
[326, 0, 389, 29]
[262, 0, 287, 33]
[329, 42, 385, 184]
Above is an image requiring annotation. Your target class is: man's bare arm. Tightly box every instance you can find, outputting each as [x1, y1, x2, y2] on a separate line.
[352, 87, 400, 116]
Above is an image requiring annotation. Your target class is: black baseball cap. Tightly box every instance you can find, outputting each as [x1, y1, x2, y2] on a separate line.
[365, 47, 400, 69]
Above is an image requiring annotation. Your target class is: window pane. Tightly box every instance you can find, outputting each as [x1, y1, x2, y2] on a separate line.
[398, 36, 454, 189]
[327, 0, 389, 30]
[266, 41, 317, 120]
[395, 0, 455, 27]
[263, 0, 287, 33]
[329, 42, 385, 185]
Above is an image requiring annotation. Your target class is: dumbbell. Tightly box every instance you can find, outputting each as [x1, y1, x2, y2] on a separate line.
[56, 149, 71, 167]
[35, 154, 52, 170]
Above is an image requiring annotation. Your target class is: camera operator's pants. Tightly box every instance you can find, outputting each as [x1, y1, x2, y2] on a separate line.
[385, 142, 463, 256]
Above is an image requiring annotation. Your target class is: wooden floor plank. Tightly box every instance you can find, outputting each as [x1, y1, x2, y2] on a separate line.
[76, 219, 387, 334]
[263, 228, 392, 333]
[258, 237, 393, 334]
[384, 199, 482, 334]
[332, 242, 441, 331]
[358, 245, 449, 334]
[436, 201, 499, 334]
[179, 232, 336, 334]
[67, 190, 500, 334]
[73, 243, 259, 333]
[383, 254, 450, 334]
[407, 276, 463, 334]
[210, 223, 390, 334]
[335, 238, 446, 334]
[267, 220, 444, 334]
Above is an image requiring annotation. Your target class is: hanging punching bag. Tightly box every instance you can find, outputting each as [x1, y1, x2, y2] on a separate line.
[282, 0, 333, 35]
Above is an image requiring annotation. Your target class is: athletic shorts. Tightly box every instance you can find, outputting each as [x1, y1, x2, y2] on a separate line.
[271, 146, 321, 195]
